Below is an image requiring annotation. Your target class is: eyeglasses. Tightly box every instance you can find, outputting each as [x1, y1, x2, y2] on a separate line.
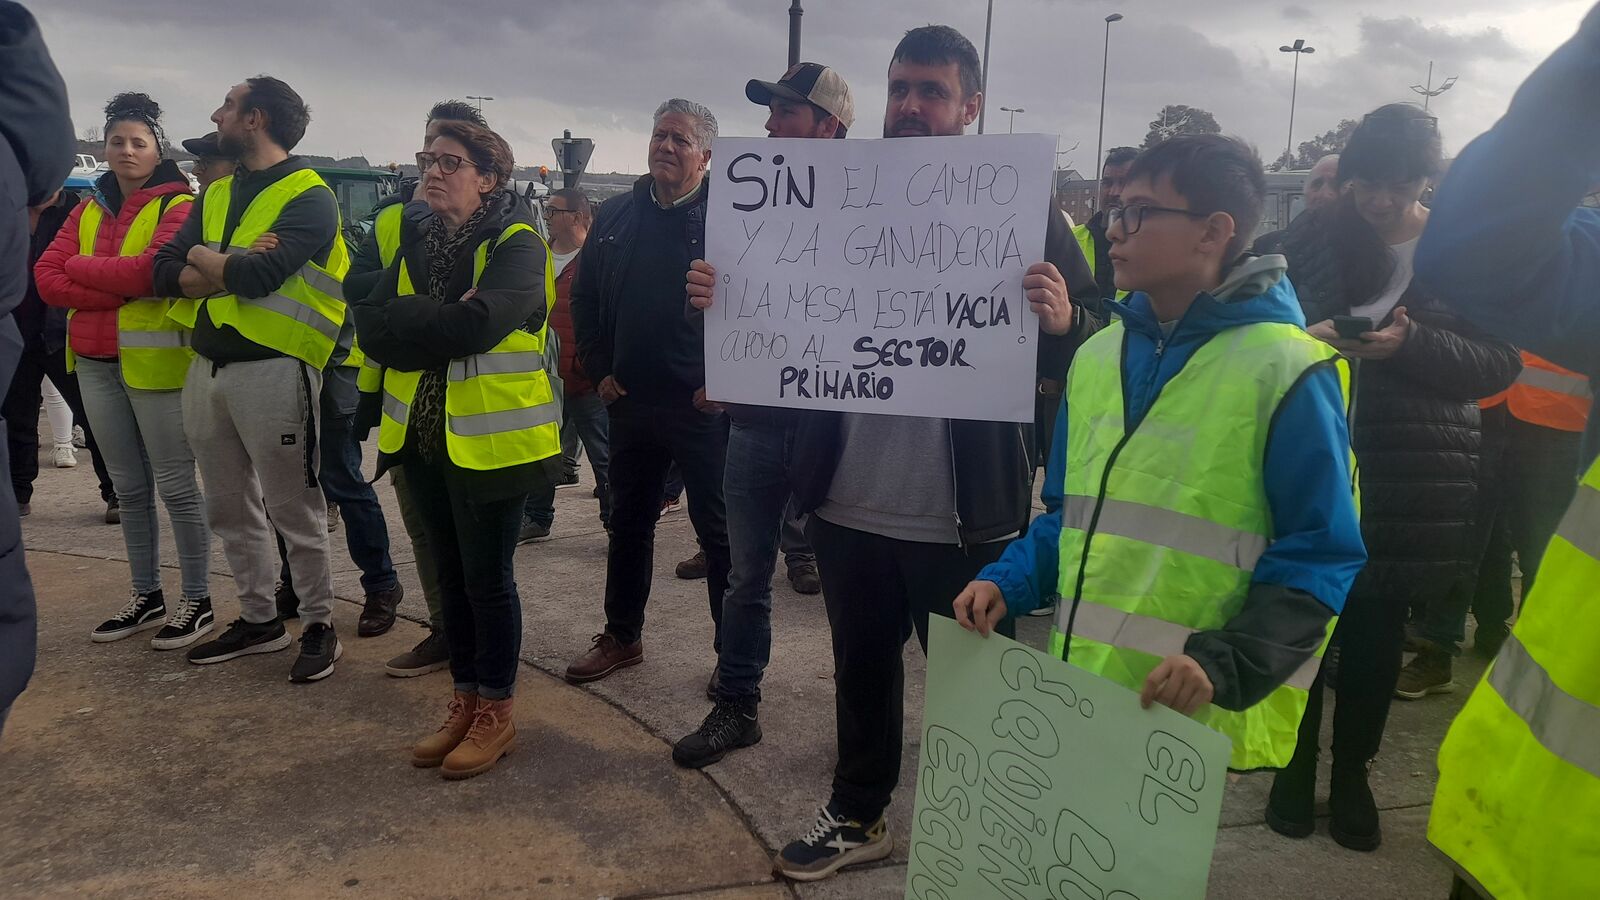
[1106, 203, 1208, 235]
[415, 151, 481, 176]
[543, 206, 576, 220]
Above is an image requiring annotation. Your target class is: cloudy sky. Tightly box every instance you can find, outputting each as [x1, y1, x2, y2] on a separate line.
[33, 0, 1593, 176]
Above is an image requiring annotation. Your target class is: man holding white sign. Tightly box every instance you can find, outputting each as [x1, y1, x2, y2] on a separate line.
[690, 24, 1101, 882]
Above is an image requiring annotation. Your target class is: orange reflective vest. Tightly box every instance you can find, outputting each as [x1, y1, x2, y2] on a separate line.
[1481, 351, 1591, 433]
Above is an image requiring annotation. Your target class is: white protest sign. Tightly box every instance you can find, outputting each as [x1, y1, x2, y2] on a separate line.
[702, 134, 1056, 422]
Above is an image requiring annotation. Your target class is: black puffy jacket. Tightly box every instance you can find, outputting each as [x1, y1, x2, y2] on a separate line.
[1281, 212, 1521, 601]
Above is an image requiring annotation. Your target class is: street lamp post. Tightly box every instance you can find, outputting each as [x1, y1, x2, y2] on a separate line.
[977, 0, 995, 134]
[1279, 38, 1314, 169]
[788, 1, 803, 68]
[1095, 13, 1123, 185]
[1410, 61, 1458, 111]
[1000, 106, 1025, 134]
[466, 95, 494, 112]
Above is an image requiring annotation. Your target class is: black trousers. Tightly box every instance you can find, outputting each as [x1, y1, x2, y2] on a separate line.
[1293, 581, 1408, 767]
[808, 517, 1012, 822]
[1, 345, 112, 504]
[602, 399, 729, 647]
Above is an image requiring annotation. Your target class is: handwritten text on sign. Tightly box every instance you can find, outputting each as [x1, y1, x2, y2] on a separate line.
[906, 618, 1231, 900]
[703, 134, 1055, 421]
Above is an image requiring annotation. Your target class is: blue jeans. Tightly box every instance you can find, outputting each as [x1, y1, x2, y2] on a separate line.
[525, 390, 612, 528]
[75, 358, 210, 598]
[716, 419, 807, 700]
[279, 367, 396, 593]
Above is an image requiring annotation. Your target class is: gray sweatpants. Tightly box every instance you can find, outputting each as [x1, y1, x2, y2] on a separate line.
[183, 356, 334, 626]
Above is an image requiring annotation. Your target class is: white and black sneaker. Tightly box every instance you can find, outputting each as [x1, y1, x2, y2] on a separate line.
[91, 589, 167, 642]
[150, 595, 215, 650]
[289, 622, 343, 683]
[672, 698, 762, 768]
[774, 803, 891, 882]
[187, 617, 291, 664]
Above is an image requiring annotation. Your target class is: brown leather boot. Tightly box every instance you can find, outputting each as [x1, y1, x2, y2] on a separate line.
[441, 697, 517, 780]
[564, 632, 643, 683]
[411, 691, 477, 768]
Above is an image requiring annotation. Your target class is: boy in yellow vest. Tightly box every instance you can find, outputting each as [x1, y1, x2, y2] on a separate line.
[954, 134, 1366, 774]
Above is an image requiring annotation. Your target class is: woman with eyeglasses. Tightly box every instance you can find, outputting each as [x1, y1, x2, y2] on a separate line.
[352, 121, 557, 780]
[1265, 104, 1521, 850]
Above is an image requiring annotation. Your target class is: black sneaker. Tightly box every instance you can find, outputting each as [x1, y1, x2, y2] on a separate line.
[775, 804, 891, 882]
[289, 622, 343, 683]
[187, 617, 291, 664]
[673, 698, 762, 768]
[518, 517, 552, 544]
[91, 590, 167, 642]
[275, 581, 300, 620]
[151, 595, 215, 650]
[555, 471, 581, 489]
[385, 629, 450, 677]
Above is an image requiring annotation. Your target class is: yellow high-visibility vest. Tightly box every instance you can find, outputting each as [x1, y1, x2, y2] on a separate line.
[355, 202, 405, 394]
[168, 169, 348, 368]
[72, 194, 194, 390]
[1053, 319, 1353, 770]
[376, 222, 560, 471]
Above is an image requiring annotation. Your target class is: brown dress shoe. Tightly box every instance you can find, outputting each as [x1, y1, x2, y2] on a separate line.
[565, 632, 643, 684]
[412, 691, 477, 768]
[442, 697, 516, 780]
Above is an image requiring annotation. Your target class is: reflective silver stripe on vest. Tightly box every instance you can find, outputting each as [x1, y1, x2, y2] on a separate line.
[117, 330, 188, 349]
[246, 292, 342, 342]
[1063, 494, 1269, 572]
[300, 266, 343, 298]
[1071, 600, 1321, 691]
[1516, 366, 1593, 400]
[447, 351, 545, 382]
[205, 241, 249, 256]
[382, 391, 409, 425]
[447, 402, 560, 438]
[1488, 633, 1600, 779]
[1556, 484, 1600, 562]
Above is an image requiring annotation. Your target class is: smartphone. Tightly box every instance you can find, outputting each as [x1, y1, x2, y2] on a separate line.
[1332, 315, 1375, 340]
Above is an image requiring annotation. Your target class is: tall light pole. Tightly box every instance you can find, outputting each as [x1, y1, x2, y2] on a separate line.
[1410, 61, 1458, 111]
[977, 0, 995, 134]
[1000, 106, 1025, 133]
[1279, 39, 1314, 169]
[466, 95, 494, 112]
[1095, 13, 1124, 186]
[788, 1, 803, 68]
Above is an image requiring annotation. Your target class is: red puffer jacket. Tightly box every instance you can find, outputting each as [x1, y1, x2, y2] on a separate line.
[34, 160, 193, 359]
[547, 252, 593, 396]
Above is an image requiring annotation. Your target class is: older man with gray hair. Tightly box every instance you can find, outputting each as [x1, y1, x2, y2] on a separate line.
[566, 98, 732, 683]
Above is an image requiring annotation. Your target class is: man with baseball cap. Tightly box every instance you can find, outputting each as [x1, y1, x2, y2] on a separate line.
[180, 132, 233, 193]
[669, 62, 855, 772]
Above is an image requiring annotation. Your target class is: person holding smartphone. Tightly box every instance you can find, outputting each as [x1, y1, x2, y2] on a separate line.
[1268, 105, 1523, 851]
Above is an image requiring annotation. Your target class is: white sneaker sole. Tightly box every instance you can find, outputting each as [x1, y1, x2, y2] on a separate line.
[1394, 681, 1456, 701]
[188, 631, 292, 664]
[91, 616, 165, 643]
[150, 619, 215, 651]
[385, 658, 450, 678]
[290, 641, 344, 683]
[774, 835, 892, 882]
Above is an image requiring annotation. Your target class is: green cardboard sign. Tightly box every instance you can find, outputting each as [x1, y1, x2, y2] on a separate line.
[906, 617, 1231, 900]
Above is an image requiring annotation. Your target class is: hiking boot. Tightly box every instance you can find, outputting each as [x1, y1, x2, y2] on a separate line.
[673, 697, 762, 768]
[775, 804, 891, 882]
[1265, 744, 1317, 839]
[104, 498, 119, 524]
[442, 697, 516, 779]
[274, 581, 300, 621]
[1395, 647, 1455, 700]
[412, 691, 477, 767]
[91, 589, 167, 642]
[188, 618, 291, 664]
[517, 517, 552, 545]
[386, 629, 450, 677]
[150, 595, 214, 650]
[564, 632, 642, 684]
[289, 622, 343, 683]
[675, 550, 708, 580]
[1329, 759, 1382, 851]
[787, 562, 822, 595]
[357, 584, 404, 637]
